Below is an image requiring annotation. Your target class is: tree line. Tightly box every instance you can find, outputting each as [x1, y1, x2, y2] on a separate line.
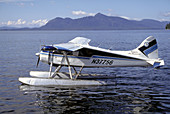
[166, 23, 170, 29]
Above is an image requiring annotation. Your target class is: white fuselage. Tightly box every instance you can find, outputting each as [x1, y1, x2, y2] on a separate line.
[39, 50, 150, 68]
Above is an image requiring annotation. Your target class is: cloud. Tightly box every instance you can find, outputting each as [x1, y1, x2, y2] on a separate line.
[15, 19, 26, 24]
[158, 12, 170, 21]
[30, 19, 48, 26]
[0, 0, 33, 2]
[72, 11, 86, 15]
[72, 10, 95, 16]
[18, 2, 24, 5]
[4, 19, 27, 26]
[163, 12, 170, 17]
[0, 0, 34, 7]
[0, 19, 48, 27]
[119, 16, 131, 20]
[159, 18, 170, 22]
[119, 16, 141, 21]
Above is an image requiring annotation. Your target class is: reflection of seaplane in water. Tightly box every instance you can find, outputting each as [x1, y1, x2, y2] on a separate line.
[19, 36, 164, 86]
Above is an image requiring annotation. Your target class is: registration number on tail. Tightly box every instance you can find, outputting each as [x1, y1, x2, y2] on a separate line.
[91, 59, 114, 65]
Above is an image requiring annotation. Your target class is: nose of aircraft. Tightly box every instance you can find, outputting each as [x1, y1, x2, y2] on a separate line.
[35, 52, 40, 57]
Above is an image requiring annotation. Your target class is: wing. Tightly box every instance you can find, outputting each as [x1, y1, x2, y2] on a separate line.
[53, 37, 91, 51]
[69, 37, 91, 45]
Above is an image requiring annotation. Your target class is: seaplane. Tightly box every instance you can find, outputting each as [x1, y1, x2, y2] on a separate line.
[19, 36, 164, 86]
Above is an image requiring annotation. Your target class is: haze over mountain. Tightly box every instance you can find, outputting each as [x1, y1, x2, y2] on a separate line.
[40, 13, 169, 30]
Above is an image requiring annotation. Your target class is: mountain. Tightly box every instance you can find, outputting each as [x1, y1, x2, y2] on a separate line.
[40, 13, 169, 30]
[0, 26, 18, 30]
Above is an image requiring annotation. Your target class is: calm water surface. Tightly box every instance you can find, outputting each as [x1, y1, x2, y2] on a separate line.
[0, 30, 170, 113]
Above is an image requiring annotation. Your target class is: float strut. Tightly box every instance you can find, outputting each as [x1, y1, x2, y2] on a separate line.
[63, 51, 73, 79]
[72, 66, 77, 75]
[51, 65, 62, 78]
[75, 66, 84, 79]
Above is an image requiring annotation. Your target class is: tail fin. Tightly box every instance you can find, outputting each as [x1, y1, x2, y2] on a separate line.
[137, 36, 158, 59]
[133, 36, 164, 68]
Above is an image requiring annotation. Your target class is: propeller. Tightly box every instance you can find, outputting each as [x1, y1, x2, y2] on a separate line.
[36, 53, 40, 68]
[36, 45, 56, 67]
[49, 51, 54, 77]
[36, 56, 40, 68]
[36, 41, 44, 68]
[36, 45, 59, 74]
[48, 52, 51, 64]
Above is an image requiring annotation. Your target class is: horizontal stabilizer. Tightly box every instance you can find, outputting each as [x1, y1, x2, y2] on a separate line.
[147, 59, 165, 68]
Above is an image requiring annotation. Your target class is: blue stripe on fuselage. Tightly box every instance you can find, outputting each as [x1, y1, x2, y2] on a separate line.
[40, 52, 90, 59]
[92, 56, 140, 61]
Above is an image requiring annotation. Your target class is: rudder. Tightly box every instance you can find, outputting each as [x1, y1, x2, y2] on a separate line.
[137, 36, 158, 59]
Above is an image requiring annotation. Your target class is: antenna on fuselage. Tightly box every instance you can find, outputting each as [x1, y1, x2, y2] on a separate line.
[39, 39, 46, 50]
[97, 43, 101, 48]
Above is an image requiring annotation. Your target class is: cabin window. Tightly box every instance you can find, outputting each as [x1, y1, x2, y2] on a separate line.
[73, 51, 79, 56]
[78, 48, 138, 60]
[78, 48, 117, 57]
[53, 50, 62, 54]
[66, 51, 73, 55]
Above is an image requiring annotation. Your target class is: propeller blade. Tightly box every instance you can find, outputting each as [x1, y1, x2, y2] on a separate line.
[48, 52, 51, 64]
[49, 52, 54, 77]
[36, 56, 40, 68]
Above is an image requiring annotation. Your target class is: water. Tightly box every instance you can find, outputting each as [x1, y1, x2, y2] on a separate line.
[0, 30, 170, 113]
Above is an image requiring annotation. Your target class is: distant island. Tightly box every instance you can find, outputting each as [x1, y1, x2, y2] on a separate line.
[166, 23, 170, 29]
[0, 13, 169, 30]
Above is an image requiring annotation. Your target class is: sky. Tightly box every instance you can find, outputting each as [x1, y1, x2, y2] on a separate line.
[0, 0, 170, 28]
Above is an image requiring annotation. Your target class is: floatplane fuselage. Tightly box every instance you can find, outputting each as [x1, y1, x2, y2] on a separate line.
[19, 36, 164, 86]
